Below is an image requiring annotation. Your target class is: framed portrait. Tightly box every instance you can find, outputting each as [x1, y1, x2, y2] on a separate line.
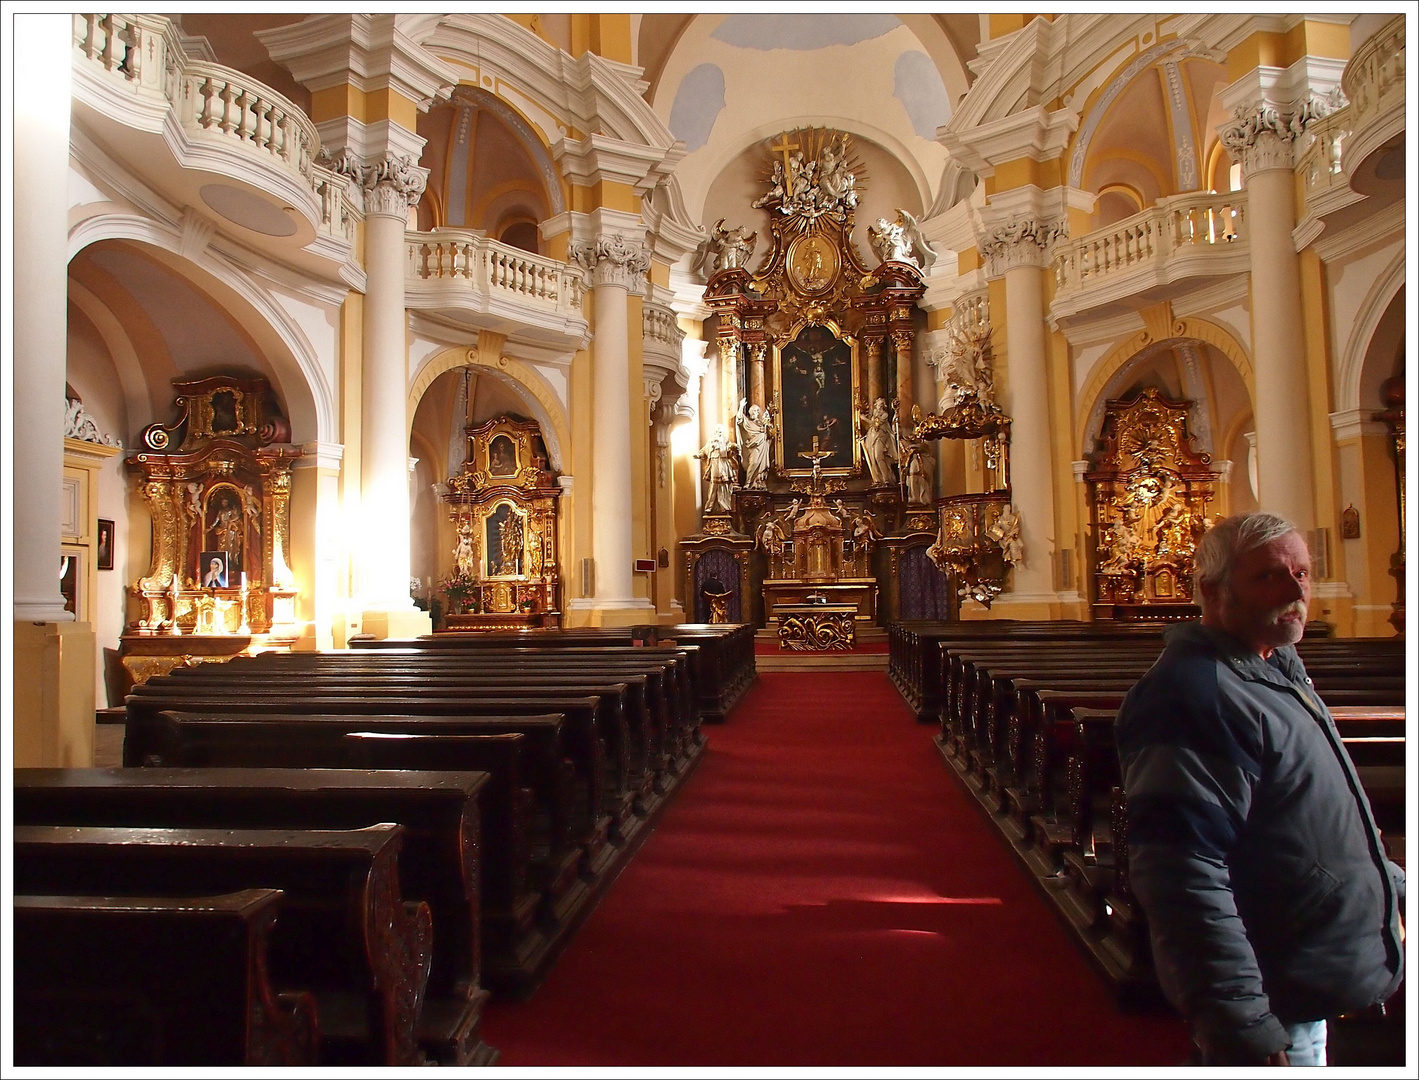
[96, 518, 115, 570]
[199, 550, 230, 589]
[775, 323, 858, 474]
[488, 434, 518, 477]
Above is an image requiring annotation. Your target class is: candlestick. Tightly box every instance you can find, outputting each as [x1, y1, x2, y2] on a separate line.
[170, 574, 182, 636]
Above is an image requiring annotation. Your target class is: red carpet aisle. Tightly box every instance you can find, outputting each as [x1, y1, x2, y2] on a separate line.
[480, 671, 1193, 1067]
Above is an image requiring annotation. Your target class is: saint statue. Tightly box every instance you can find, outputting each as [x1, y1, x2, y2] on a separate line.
[857, 397, 898, 486]
[695, 426, 738, 516]
[735, 397, 776, 490]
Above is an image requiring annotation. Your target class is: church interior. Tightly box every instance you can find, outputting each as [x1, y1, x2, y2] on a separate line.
[7, 11, 1410, 1068]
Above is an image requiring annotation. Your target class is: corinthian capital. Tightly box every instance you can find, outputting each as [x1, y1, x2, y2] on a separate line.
[319, 148, 428, 217]
[979, 217, 1066, 277]
[570, 233, 652, 291]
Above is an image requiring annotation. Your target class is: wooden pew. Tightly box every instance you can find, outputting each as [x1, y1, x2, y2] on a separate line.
[125, 693, 590, 877]
[14, 766, 499, 1065]
[13, 889, 320, 1066]
[13, 822, 432, 1066]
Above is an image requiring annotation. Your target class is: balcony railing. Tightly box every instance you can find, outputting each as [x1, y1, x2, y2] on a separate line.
[1050, 192, 1249, 319]
[405, 228, 587, 322]
[73, 14, 354, 245]
[1340, 14, 1406, 179]
[1295, 106, 1353, 216]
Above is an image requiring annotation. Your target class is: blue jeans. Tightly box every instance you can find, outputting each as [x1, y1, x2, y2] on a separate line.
[1285, 1020, 1328, 1066]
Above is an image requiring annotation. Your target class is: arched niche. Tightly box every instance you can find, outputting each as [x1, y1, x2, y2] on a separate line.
[415, 85, 563, 240]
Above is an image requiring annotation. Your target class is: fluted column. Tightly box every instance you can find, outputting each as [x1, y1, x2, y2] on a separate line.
[982, 218, 1064, 600]
[1221, 106, 1321, 529]
[572, 234, 652, 609]
[343, 153, 429, 616]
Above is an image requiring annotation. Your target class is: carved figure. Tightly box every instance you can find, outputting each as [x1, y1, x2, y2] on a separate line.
[752, 160, 786, 209]
[857, 397, 898, 485]
[695, 426, 738, 516]
[988, 504, 1024, 566]
[705, 219, 758, 274]
[757, 517, 788, 559]
[868, 209, 938, 271]
[900, 433, 934, 505]
[735, 397, 776, 490]
[498, 511, 524, 576]
[453, 518, 477, 578]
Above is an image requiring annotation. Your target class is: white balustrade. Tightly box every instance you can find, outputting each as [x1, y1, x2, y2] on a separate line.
[406, 229, 586, 316]
[1295, 108, 1351, 205]
[1342, 15, 1406, 124]
[1052, 192, 1247, 300]
[642, 302, 684, 349]
[73, 14, 356, 244]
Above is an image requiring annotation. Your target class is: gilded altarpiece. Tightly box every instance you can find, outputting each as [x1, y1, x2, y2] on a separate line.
[1085, 388, 1218, 619]
[121, 375, 301, 689]
[442, 416, 561, 631]
[690, 128, 928, 641]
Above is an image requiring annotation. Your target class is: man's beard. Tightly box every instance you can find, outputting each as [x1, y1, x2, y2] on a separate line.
[1257, 601, 1309, 646]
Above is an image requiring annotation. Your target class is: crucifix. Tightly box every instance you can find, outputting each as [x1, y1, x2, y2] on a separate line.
[770, 132, 801, 177]
[798, 435, 835, 494]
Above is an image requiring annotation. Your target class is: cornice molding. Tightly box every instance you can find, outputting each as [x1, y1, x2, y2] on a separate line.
[257, 14, 458, 111]
[1328, 408, 1389, 443]
[941, 104, 1079, 175]
[294, 441, 346, 470]
[552, 133, 679, 195]
[1313, 197, 1405, 264]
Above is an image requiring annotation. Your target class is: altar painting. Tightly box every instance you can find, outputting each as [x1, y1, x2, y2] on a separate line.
[776, 324, 856, 474]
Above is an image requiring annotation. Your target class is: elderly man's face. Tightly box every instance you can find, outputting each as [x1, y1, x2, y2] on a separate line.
[1204, 530, 1311, 656]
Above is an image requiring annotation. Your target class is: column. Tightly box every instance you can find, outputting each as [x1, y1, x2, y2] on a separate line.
[13, 14, 95, 767]
[572, 234, 655, 616]
[982, 219, 1062, 603]
[350, 154, 432, 635]
[892, 330, 914, 420]
[749, 342, 767, 411]
[1221, 111, 1316, 530]
[865, 337, 885, 405]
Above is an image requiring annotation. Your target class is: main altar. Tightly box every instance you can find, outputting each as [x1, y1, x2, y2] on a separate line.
[680, 128, 945, 646]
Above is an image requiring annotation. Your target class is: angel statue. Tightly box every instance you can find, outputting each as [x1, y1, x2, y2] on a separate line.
[701, 218, 758, 276]
[868, 209, 938, 271]
[987, 504, 1024, 566]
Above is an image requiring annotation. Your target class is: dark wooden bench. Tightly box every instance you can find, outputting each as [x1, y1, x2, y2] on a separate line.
[14, 766, 499, 1065]
[12, 888, 320, 1066]
[13, 822, 432, 1066]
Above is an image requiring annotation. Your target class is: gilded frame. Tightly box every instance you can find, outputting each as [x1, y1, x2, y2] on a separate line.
[773, 319, 860, 475]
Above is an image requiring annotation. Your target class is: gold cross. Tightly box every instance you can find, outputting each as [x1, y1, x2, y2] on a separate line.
[770, 132, 800, 176]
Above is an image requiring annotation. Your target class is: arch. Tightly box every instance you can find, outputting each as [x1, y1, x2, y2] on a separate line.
[408, 345, 569, 474]
[444, 84, 566, 218]
[1336, 247, 1406, 414]
[1077, 316, 1254, 457]
[67, 213, 335, 445]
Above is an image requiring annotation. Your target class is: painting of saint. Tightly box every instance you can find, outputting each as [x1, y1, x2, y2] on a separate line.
[778, 325, 854, 472]
[489, 435, 517, 477]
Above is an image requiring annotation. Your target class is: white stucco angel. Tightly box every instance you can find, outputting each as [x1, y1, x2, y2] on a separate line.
[988, 504, 1024, 566]
[868, 209, 938, 271]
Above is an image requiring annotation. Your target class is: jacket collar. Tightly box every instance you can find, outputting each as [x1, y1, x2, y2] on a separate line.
[1164, 621, 1304, 684]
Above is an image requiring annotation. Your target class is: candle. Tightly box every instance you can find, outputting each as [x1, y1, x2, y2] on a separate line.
[241, 571, 247, 589]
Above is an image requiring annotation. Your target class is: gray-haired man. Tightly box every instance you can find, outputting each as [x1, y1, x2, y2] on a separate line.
[1115, 511, 1404, 1065]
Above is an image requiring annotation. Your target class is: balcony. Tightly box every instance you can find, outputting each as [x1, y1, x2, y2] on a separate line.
[1341, 14, 1405, 194]
[72, 15, 357, 272]
[404, 230, 589, 356]
[1049, 192, 1250, 324]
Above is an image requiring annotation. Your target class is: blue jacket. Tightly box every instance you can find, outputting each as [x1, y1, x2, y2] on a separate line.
[1115, 623, 1404, 1061]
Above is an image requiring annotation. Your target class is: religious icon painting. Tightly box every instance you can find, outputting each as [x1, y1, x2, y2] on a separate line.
[199, 550, 229, 589]
[776, 323, 856, 474]
[489, 434, 518, 477]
